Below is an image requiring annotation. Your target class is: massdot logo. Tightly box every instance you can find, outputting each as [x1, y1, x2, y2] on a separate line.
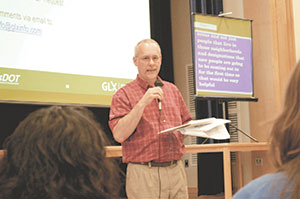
[0, 73, 21, 85]
[101, 81, 125, 92]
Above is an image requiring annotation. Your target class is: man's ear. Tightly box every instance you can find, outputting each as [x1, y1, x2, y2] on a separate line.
[133, 56, 138, 66]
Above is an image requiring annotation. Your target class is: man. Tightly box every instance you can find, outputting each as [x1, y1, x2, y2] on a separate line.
[109, 39, 192, 199]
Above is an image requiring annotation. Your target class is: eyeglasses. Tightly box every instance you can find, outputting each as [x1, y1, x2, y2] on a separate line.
[138, 56, 161, 63]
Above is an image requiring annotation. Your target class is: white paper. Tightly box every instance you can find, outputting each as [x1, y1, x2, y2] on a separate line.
[159, 118, 230, 140]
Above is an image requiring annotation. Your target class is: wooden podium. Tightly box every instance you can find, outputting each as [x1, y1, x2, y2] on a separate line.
[105, 142, 269, 199]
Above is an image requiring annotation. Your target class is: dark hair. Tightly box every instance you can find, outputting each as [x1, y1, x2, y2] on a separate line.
[269, 61, 300, 199]
[0, 106, 121, 199]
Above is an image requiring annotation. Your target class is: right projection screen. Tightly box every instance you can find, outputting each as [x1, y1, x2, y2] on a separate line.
[192, 13, 255, 100]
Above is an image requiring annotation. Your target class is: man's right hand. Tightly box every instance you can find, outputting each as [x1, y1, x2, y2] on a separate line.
[140, 87, 163, 106]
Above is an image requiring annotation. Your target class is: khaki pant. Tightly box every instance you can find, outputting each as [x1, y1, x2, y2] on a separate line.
[126, 160, 189, 199]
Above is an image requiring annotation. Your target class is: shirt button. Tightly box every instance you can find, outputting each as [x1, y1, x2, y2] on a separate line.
[163, 120, 166, 122]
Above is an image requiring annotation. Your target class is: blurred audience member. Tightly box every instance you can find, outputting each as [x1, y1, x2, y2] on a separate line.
[0, 106, 121, 199]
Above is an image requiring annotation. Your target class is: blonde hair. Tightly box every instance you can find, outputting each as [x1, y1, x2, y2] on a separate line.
[269, 61, 300, 199]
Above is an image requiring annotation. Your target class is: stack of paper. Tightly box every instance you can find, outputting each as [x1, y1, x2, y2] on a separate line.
[159, 118, 230, 140]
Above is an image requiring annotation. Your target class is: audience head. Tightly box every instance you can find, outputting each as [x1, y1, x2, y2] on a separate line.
[0, 106, 120, 199]
[269, 61, 300, 198]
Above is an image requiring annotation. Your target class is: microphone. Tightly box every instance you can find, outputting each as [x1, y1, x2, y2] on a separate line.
[154, 79, 163, 111]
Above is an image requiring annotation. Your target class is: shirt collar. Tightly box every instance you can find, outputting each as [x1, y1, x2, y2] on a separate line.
[136, 75, 164, 89]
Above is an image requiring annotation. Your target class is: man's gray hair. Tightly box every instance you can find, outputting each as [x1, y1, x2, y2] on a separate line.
[134, 39, 161, 57]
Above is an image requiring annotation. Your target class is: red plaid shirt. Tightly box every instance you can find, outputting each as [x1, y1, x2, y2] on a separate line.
[109, 75, 192, 163]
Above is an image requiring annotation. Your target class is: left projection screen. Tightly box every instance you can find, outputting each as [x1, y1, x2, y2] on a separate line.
[0, 0, 150, 107]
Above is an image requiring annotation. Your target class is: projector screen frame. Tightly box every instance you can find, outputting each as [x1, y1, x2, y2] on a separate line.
[190, 13, 257, 102]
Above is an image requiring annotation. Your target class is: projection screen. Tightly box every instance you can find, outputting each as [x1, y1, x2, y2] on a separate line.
[192, 13, 255, 100]
[0, 0, 150, 106]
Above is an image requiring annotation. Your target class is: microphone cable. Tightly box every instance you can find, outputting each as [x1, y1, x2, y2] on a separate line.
[155, 79, 163, 199]
[158, 101, 162, 199]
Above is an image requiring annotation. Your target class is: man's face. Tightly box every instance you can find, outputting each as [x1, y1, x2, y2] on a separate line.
[133, 42, 161, 85]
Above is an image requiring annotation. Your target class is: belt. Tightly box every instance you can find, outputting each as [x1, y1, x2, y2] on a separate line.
[130, 160, 178, 167]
